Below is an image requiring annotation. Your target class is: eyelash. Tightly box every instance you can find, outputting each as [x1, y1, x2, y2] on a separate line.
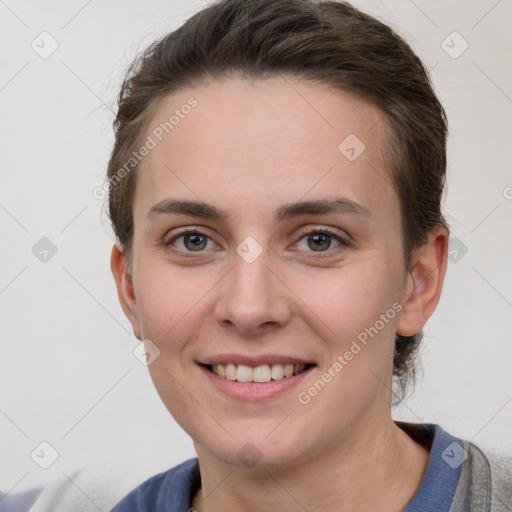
[163, 226, 348, 258]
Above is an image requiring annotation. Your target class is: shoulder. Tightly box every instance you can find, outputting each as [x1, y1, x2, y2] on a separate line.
[111, 458, 200, 512]
[485, 449, 512, 511]
[397, 421, 512, 512]
[456, 440, 512, 512]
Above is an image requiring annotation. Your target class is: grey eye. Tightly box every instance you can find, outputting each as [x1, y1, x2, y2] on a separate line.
[295, 231, 343, 253]
[170, 232, 215, 252]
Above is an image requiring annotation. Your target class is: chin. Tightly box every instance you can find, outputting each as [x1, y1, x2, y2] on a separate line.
[194, 424, 314, 470]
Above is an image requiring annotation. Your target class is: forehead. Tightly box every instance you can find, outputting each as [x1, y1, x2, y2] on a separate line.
[134, 76, 397, 224]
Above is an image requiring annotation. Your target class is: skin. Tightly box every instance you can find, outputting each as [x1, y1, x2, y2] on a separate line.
[111, 76, 449, 511]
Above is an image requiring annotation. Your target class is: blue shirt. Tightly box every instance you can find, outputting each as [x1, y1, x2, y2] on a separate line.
[111, 422, 463, 511]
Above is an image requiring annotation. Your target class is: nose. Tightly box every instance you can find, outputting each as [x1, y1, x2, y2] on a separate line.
[214, 248, 292, 337]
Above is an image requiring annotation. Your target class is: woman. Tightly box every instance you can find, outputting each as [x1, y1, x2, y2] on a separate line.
[107, 0, 512, 510]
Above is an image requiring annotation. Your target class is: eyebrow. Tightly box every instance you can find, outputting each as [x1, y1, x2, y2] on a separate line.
[146, 197, 370, 222]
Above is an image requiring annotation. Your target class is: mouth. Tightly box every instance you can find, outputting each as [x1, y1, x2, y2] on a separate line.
[200, 362, 316, 383]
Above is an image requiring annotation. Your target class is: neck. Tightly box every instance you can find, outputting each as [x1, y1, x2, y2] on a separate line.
[192, 414, 430, 512]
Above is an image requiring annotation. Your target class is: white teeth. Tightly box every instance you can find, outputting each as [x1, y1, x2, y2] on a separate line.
[209, 362, 310, 382]
[253, 365, 271, 383]
[236, 364, 253, 382]
[225, 363, 237, 380]
[270, 363, 284, 380]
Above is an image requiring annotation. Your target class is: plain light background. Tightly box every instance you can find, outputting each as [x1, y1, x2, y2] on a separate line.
[1, 0, 511, 499]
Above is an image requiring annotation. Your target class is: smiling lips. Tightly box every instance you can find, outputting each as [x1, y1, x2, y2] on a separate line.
[205, 362, 313, 383]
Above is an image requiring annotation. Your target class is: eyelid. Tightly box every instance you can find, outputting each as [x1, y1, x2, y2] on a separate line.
[164, 225, 213, 242]
[293, 225, 347, 241]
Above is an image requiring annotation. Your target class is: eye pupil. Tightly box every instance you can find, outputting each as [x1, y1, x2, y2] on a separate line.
[308, 233, 331, 251]
[185, 233, 207, 251]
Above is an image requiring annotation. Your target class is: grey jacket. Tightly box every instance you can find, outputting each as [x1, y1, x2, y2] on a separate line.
[452, 440, 512, 511]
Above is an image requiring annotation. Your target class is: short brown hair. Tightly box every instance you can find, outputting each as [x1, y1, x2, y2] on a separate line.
[106, 0, 449, 404]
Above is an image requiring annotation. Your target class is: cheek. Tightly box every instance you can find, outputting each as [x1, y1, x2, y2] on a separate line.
[134, 264, 187, 342]
[292, 260, 399, 333]
[134, 262, 220, 352]
[296, 267, 400, 418]
[290, 260, 402, 395]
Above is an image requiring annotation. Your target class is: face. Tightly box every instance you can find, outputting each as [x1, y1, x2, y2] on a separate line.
[118, 76, 415, 468]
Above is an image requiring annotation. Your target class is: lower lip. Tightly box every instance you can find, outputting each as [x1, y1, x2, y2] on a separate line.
[198, 364, 315, 401]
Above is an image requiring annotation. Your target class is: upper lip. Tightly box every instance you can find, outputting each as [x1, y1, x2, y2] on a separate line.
[198, 354, 315, 366]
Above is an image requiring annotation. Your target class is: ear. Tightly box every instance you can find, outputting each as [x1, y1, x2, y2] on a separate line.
[110, 244, 142, 340]
[396, 225, 449, 337]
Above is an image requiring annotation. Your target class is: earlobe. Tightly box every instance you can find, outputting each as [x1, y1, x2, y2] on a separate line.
[110, 244, 142, 340]
[396, 225, 449, 337]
